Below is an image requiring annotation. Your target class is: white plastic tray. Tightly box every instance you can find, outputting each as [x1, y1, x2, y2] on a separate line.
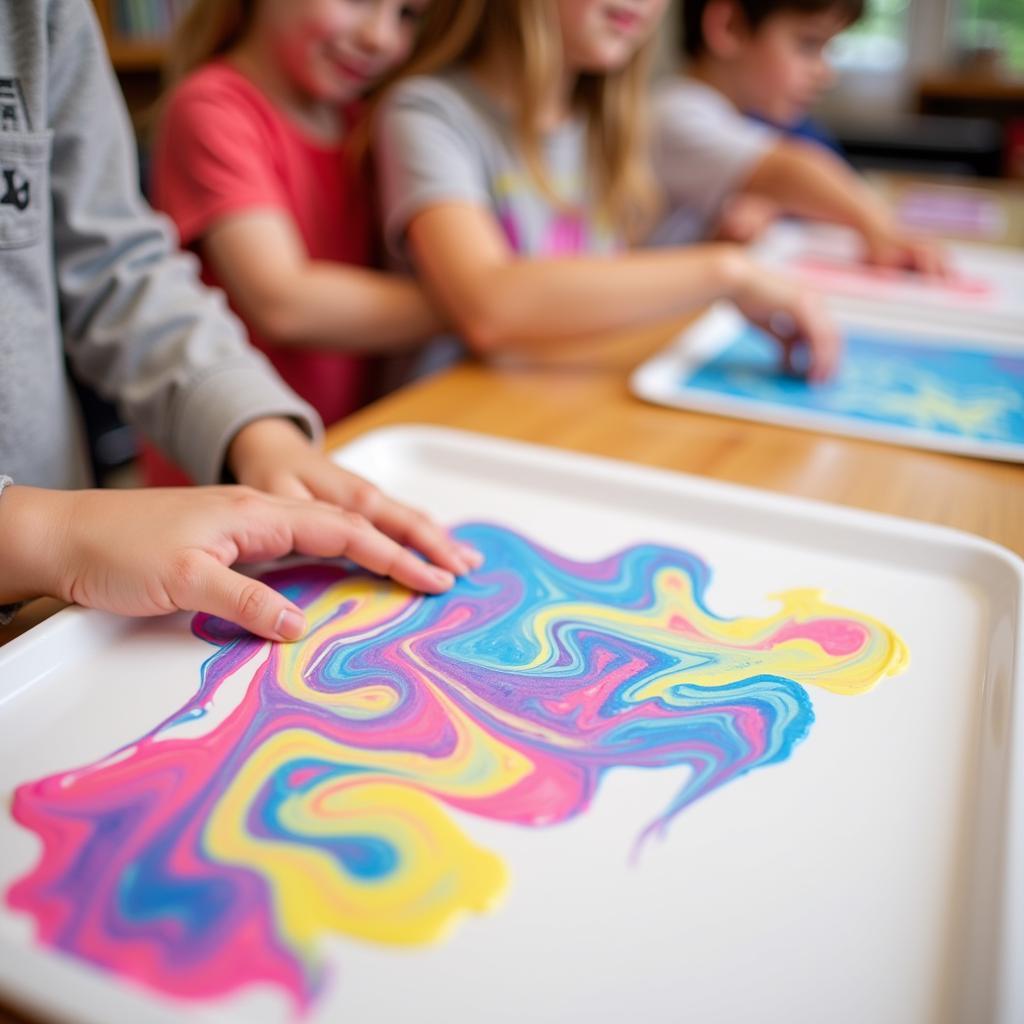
[1, 426, 1022, 1024]
[631, 303, 1024, 462]
[753, 221, 1024, 339]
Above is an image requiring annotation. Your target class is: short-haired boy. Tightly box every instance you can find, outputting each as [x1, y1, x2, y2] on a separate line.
[652, 0, 941, 274]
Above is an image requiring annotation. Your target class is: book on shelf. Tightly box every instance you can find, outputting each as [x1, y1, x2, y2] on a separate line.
[111, 0, 190, 40]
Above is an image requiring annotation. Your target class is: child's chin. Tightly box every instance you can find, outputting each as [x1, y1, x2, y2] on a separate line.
[583, 54, 635, 75]
[772, 101, 810, 126]
[318, 81, 365, 106]
[573, 38, 640, 74]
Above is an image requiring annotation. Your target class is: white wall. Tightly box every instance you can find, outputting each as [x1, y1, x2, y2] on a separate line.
[818, 0, 957, 123]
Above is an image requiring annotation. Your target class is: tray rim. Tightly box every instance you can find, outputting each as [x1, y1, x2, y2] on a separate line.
[340, 423, 1024, 563]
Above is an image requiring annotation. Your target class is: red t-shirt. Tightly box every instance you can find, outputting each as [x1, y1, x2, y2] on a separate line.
[145, 61, 371, 483]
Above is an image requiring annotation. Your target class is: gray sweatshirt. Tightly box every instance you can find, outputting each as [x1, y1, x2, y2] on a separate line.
[0, 0, 320, 489]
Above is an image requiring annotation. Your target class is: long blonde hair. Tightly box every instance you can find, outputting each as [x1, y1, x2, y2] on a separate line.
[373, 0, 660, 240]
[163, 0, 255, 89]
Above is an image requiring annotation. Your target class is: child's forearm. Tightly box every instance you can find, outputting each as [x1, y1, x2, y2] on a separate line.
[246, 264, 447, 352]
[410, 201, 839, 377]
[0, 486, 72, 605]
[203, 215, 447, 352]
[422, 243, 749, 352]
[745, 141, 890, 239]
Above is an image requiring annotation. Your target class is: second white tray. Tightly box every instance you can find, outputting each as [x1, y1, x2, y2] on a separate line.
[631, 303, 1024, 462]
[752, 221, 1024, 338]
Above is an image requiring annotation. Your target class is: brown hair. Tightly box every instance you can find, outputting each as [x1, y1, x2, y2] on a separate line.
[680, 0, 866, 59]
[163, 0, 256, 89]
[371, 0, 660, 240]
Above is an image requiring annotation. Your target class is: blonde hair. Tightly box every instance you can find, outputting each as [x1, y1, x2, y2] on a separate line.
[373, 0, 660, 239]
[163, 0, 255, 89]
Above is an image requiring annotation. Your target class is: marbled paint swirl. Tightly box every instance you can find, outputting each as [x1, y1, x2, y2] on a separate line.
[7, 523, 907, 1010]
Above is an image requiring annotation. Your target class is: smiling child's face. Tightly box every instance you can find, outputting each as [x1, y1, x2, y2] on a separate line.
[722, 7, 847, 124]
[265, 0, 428, 104]
[557, 0, 670, 74]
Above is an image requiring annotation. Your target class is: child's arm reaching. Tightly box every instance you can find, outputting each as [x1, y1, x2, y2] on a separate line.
[407, 203, 840, 381]
[200, 211, 445, 352]
[741, 140, 945, 275]
[377, 76, 839, 380]
[652, 83, 943, 276]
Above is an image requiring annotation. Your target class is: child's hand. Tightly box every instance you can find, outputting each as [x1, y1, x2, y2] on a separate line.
[731, 259, 842, 382]
[712, 193, 781, 245]
[862, 218, 948, 277]
[227, 418, 483, 578]
[0, 484, 461, 642]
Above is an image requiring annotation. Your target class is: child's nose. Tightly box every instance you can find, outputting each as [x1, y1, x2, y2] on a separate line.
[817, 52, 837, 89]
[357, 10, 399, 56]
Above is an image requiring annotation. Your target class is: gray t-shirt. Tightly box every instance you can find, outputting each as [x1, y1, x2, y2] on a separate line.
[0, 0, 319, 490]
[376, 70, 622, 264]
[649, 76, 777, 246]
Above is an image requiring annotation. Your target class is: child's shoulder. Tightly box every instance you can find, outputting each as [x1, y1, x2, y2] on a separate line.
[383, 71, 484, 123]
[165, 61, 270, 122]
[653, 74, 730, 119]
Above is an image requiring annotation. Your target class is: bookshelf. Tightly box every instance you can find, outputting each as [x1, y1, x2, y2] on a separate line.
[90, 0, 189, 123]
[91, 0, 186, 72]
[917, 73, 1024, 179]
[106, 38, 170, 71]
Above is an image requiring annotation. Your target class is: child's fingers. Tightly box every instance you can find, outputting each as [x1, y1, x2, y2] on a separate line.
[206, 493, 455, 596]
[794, 299, 842, 382]
[872, 231, 947, 279]
[168, 553, 307, 642]
[309, 468, 479, 576]
[778, 336, 799, 376]
[911, 240, 948, 279]
[262, 472, 316, 501]
[280, 503, 457, 595]
[336, 513, 458, 594]
[167, 500, 458, 637]
[367, 497, 483, 576]
[865, 235, 902, 270]
[811, 329, 842, 382]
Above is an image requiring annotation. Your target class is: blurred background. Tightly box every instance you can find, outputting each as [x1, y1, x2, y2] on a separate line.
[95, 0, 1024, 180]
[85, 0, 1024, 484]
